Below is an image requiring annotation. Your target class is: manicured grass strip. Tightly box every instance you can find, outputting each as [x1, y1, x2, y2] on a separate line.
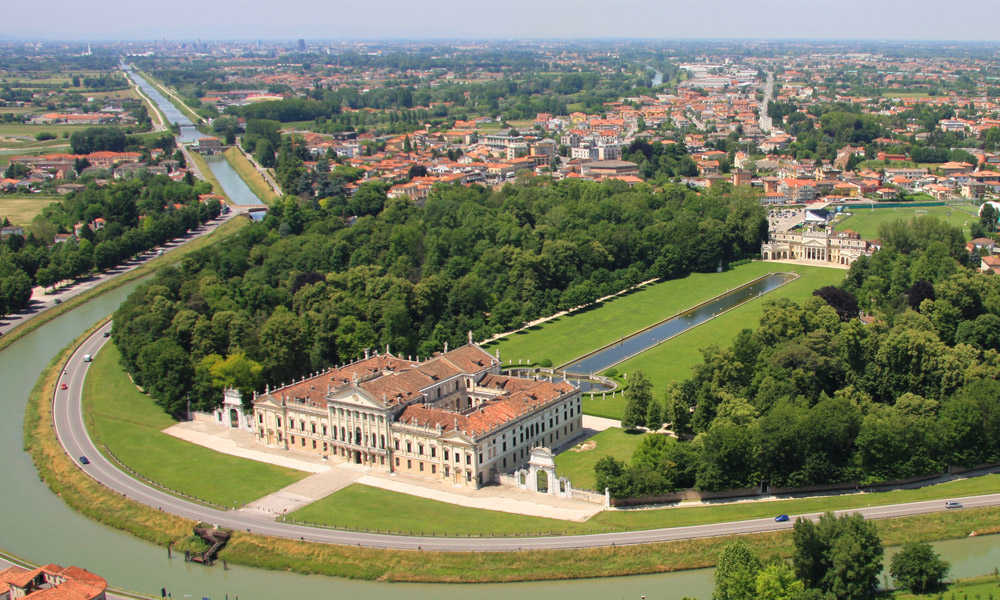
[585, 265, 847, 419]
[222, 147, 279, 204]
[553, 428, 649, 491]
[0, 216, 247, 354]
[23, 328, 1000, 581]
[487, 262, 790, 368]
[0, 196, 61, 225]
[588, 472, 1000, 531]
[84, 343, 306, 506]
[894, 574, 1000, 599]
[135, 70, 203, 125]
[835, 203, 976, 239]
[185, 149, 226, 197]
[288, 484, 602, 536]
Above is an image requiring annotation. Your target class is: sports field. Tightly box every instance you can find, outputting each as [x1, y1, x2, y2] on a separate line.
[834, 203, 977, 239]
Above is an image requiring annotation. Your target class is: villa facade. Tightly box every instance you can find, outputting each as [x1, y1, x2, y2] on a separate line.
[761, 227, 872, 266]
[251, 343, 583, 488]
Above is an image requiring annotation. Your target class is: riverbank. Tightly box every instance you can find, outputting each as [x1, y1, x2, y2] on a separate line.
[27, 326, 1000, 581]
[132, 68, 203, 128]
[222, 147, 279, 204]
[185, 150, 227, 197]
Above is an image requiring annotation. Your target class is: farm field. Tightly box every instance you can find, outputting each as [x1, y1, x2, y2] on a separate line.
[0, 195, 61, 224]
[486, 262, 792, 369]
[835, 203, 977, 239]
[84, 343, 307, 506]
[589, 265, 846, 419]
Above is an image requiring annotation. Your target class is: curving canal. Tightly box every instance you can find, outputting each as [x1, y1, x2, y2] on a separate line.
[562, 273, 796, 376]
[4, 69, 999, 600]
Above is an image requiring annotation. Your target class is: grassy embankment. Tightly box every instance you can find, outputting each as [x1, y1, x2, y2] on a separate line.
[222, 147, 279, 204]
[25, 313, 1000, 580]
[835, 203, 977, 239]
[84, 343, 306, 506]
[134, 69, 203, 126]
[288, 468, 1000, 537]
[184, 149, 226, 196]
[0, 216, 247, 354]
[0, 196, 62, 224]
[895, 574, 1000, 599]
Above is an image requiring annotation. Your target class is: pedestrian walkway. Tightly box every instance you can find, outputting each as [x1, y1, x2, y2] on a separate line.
[241, 464, 368, 516]
[582, 414, 620, 432]
[163, 420, 329, 473]
[163, 419, 604, 521]
[358, 469, 603, 522]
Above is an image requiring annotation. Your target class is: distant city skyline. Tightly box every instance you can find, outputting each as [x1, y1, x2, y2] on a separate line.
[10, 0, 1000, 43]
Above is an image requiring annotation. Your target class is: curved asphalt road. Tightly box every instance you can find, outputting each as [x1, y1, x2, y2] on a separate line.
[53, 326, 1000, 551]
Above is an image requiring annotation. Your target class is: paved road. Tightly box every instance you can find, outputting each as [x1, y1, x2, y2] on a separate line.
[759, 71, 775, 133]
[0, 208, 245, 337]
[53, 326, 1000, 551]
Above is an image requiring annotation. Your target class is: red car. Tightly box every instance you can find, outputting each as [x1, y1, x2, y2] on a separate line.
[60, 383, 68, 390]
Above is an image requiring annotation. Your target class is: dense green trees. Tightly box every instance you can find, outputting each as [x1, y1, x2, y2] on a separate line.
[597, 215, 1000, 497]
[793, 513, 883, 600]
[713, 539, 761, 600]
[0, 176, 220, 318]
[113, 179, 766, 417]
[889, 541, 949, 594]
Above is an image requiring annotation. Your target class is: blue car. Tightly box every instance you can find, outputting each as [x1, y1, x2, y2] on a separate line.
[775, 514, 790, 522]
[79, 456, 90, 465]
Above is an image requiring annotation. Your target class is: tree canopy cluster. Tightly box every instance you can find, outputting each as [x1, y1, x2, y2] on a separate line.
[600, 216, 1000, 498]
[0, 176, 220, 317]
[111, 179, 767, 417]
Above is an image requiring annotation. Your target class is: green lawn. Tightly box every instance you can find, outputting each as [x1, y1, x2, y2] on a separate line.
[599, 266, 846, 419]
[223, 147, 279, 204]
[487, 262, 795, 369]
[895, 574, 1000, 599]
[0, 123, 107, 137]
[0, 195, 61, 225]
[287, 470, 1000, 537]
[835, 203, 977, 239]
[288, 484, 599, 536]
[83, 343, 307, 506]
[553, 428, 650, 491]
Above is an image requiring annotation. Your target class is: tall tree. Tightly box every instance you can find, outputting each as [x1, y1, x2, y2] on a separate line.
[713, 539, 762, 600]
[621, 370, 653, 430]
[889, 541, 949, 594]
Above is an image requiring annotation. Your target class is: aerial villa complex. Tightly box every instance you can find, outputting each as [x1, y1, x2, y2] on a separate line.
[250, 342, 583, 488]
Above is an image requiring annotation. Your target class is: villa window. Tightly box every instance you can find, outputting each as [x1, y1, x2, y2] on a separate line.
[431, 446, 436, 458]
[406, 441, 412, 453]
[311, 423, 316, 434]
[419, 462, 424, 472]
[276, 417, 282, 428]
[444, 449, 449, 461]
[394, 439, 400, 450]
[418, 444, 424, 455]
[290, 435, 295, 444]
[432, 464, 436, 474]
[407, 460, 412, 469]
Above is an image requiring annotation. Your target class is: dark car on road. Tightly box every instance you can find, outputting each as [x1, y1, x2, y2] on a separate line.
[79, 456, 90, 465]
[775, 514, 790, 522]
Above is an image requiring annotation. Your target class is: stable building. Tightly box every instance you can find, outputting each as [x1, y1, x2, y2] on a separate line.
[252, 342, 583, 488]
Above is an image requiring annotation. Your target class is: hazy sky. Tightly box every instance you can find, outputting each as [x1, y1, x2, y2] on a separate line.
[17, 0, 1000, 42]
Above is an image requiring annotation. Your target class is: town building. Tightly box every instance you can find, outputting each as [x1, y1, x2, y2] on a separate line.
[761, 227, 872, 266]
[0, 564, 107, 600]
[251, 342, 583, 488]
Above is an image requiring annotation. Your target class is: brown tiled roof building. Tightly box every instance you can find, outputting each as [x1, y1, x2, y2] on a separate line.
[252, 343, 583, 487]
[0, 564, 107, 600]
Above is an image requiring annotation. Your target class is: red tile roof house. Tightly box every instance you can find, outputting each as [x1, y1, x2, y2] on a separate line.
[251, 343, 583, 489]
[0, 563, 107, 600]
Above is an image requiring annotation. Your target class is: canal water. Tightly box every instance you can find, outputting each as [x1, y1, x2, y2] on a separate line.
[123, 64, 201, 144]
[2, 68, 993, 600]
[5, 269, 1000, 599]
[562, 273, 796, 375]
